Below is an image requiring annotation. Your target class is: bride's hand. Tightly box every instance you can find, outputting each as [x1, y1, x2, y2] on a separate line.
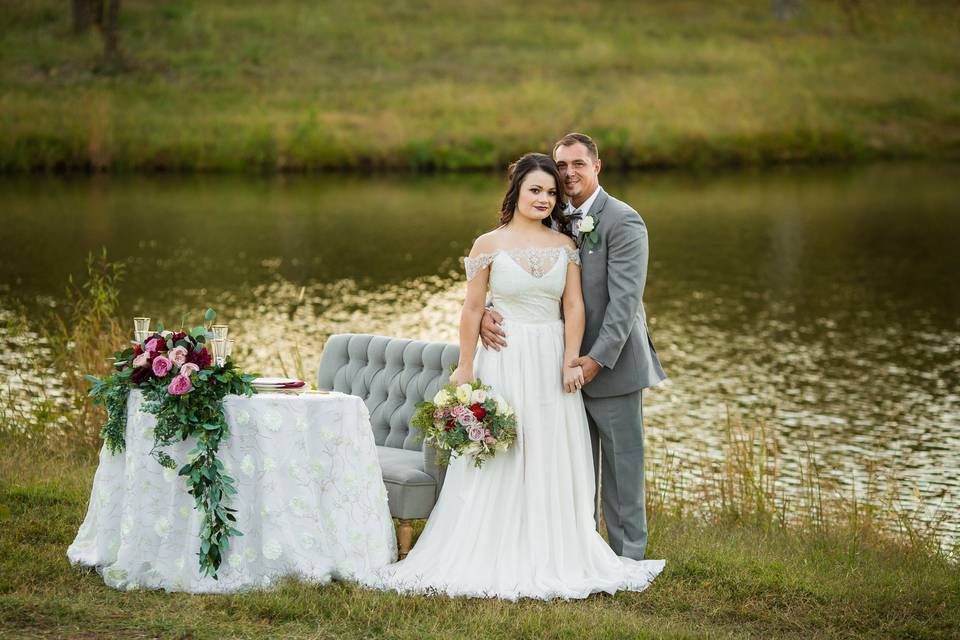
[563, 365, 585, 394]
[450, 366, 472, 386]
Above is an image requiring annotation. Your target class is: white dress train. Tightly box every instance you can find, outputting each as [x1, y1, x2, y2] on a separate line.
[359, 245, 665, 600]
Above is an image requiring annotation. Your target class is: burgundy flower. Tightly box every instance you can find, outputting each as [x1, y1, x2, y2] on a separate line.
[131, 366, 152, 385]
[171, 331, 187, 342]
[186, 346, 212, 369]
[133, 344, 143, 356]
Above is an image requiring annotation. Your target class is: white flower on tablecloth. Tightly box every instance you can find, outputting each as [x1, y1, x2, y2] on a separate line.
[125, 464, 137, 483]
[244, 547, 257, 562]
[301, 533, 315, 548]
[318, 425, 333, 442]
[175, 557, 185, 571]
[263, 411, 282, 432]
[262, 539, 282, 560]
[179, 505, 191, 518]
[229, 552, 243, 569]
[295, 416, 308, 432]
[241, 455, 256, 477]
[106, 567, 128, 582]
[140, 480, 152, 493]
[322, 513, 336, 531]
[263, 457, 277, 472]
[154, 517, 172, 539]
[120, 514, 133, 536]
[236, 409, 251, 426]
[289, 496, 307, 516]
[109, 540, 120, 554]
[162, 467, 177, 483]
[143, 426, 154, 441]
[310, 459, 327, 478]
[289, 461, 308, 483]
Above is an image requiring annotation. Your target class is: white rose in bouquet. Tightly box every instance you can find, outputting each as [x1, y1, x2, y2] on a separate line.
[471, 388, 487, 403]
[456, 383, 473, 404]
[433, 389, 452, 406]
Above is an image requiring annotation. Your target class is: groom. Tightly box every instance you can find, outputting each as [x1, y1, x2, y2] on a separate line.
[480, 132, 667, 560]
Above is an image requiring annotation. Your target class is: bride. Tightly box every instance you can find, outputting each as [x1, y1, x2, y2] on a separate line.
[360, 153, 665, 600]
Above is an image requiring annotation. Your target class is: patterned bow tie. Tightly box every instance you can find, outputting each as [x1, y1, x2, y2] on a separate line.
[568, 208, 584, 220]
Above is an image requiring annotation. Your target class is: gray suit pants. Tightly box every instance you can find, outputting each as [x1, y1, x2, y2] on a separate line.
[584, 390, 647, 560]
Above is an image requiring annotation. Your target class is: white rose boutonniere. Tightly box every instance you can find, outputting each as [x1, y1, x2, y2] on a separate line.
[576, 215, 599, 249]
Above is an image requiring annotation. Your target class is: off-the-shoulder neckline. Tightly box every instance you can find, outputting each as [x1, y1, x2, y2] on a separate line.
[467, 245, 577, 259]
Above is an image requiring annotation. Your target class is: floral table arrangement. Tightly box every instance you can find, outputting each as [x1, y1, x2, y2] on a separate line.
[86, 309, 258, 579]
[412, 379, 518, 469]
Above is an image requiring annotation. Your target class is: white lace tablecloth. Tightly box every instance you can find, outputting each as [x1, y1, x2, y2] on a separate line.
[67, 390, 397, 593]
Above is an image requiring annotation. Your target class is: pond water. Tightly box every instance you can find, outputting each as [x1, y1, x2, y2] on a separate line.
[2, 162, 958, 541]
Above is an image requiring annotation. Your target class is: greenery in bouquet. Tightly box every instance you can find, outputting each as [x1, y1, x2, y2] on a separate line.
[412, 379, 518, 469]
[85, 309, 258, 579]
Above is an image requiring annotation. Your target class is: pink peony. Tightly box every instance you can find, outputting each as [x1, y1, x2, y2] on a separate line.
[180, 362, 200, 377]
[467, 425, 485, 442]
[167, 374, 193, 396]
[132, 352, 150, 368]
[144, 337, 164, 354]
[168, 345, 188, 366]
[152, 355, 172, 377]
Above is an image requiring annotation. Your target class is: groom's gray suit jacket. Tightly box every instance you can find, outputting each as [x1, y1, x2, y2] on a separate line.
[579, 188, 667, 397]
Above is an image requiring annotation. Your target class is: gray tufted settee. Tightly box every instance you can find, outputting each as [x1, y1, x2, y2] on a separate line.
[317, 333, 460, 558]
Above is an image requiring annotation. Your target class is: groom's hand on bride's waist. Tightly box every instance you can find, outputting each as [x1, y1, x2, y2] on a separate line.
[570, 356, 602, 384]
[480, 308, 507, 351]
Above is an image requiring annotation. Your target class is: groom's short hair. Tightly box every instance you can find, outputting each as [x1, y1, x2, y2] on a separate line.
[553, 132, 599, 161]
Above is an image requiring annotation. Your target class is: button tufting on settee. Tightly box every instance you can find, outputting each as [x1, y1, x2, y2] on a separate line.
[318, 334, 460, 523]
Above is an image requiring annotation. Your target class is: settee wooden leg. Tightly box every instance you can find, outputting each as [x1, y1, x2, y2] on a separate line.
[397, 520, 414, 560]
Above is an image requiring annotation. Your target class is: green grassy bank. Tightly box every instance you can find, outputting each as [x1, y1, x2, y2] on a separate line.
[2, 434, 958, 640]
[2, 1, 960, 172]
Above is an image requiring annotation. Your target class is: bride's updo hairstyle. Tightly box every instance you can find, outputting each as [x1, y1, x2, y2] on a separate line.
[498, 153, 573, 236]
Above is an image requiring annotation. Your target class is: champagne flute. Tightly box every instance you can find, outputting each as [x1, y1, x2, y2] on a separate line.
[211, 324, 229, 342]
[134, 317, 150, 342]
[211, 338, 227, 368]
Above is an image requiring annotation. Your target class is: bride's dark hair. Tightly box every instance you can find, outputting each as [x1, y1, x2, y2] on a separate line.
[498, 153, 573, 236]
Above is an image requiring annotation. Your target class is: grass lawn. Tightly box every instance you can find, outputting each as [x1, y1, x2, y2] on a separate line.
[2, 0, 960, 172]
[1, 435, 957, 640]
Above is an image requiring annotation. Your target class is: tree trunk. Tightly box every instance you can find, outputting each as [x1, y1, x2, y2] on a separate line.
[72, 0, 96, 34]
[95, 0, 126, 70]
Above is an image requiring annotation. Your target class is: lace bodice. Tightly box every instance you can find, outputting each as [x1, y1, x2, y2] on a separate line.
[463, 246, 580, 323]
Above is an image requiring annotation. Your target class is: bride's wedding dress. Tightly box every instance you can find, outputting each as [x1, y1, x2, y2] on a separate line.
[360, 245, 665, 600]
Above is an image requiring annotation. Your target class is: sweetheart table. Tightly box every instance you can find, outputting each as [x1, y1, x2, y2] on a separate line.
[67, 390, 397, 593]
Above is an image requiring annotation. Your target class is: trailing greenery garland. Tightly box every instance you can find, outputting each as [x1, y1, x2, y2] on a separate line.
[87, 310, 257, 579]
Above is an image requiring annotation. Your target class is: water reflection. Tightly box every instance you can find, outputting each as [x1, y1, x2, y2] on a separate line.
[1, 164, 958, 540]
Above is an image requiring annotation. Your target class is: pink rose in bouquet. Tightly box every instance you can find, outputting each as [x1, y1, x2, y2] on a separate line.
[180, 362, 200, 377]
[167, 374, 193, 395]
[168, 345, 188, 367]
[467, 424, 485, 442]
[145, 337, 164, 354]
[152, 355, 173, 377]
[132, 352, 150, 368]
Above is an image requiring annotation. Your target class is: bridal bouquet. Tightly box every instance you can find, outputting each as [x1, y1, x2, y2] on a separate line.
[412, 379, 518, 469]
